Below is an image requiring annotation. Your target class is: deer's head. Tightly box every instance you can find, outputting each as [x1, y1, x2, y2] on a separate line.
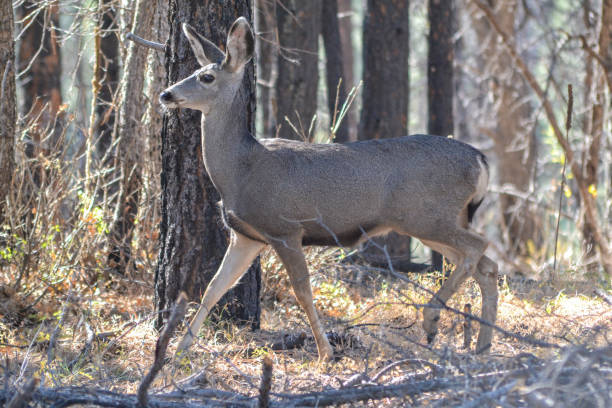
[159, 17, 254, 114]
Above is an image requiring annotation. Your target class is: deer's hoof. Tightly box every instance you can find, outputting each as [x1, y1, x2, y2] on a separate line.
[475, 340, 491, 354]
[318, 345, 335, 363]
[175, 335, 194, 358]
[422, 308, 440, 345]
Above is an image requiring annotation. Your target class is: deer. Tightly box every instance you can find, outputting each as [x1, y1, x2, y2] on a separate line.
[159, 17, 499, 362]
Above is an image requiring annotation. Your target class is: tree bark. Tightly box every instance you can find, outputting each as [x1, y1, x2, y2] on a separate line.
[582, 0, 612, 273]
[0, 0, 16, 228]
[337, 0, 356, 141]
[90, 0, 120, 167]
[17, 0, 62, 172]
[254, 0, 277, 137]
[275, 0, 321, 140]
[428, 0, 455, 272]
[106, 0, 157, 273]
[359, 0, 409, 141]
[469, 0, 539, 263]
[321, 0, 349, 143]
[155, 0, 261, 329]
[358, 0, 415, 270]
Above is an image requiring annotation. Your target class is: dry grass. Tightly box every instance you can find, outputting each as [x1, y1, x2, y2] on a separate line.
[2, 245, 610, 405]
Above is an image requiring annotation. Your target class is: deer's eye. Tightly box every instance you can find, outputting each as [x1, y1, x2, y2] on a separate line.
[198, 73, 215, 83]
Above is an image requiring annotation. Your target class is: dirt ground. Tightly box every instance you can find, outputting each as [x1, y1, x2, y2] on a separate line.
[1, 247, 611, 406]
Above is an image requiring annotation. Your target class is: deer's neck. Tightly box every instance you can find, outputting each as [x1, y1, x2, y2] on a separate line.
[201, 86, 260, 204]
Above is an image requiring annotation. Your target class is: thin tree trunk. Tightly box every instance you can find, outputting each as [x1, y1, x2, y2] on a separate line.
[321, 0, 349, 143]
[155, 0, 261, 328]
[0, 0, 16, 228]
[358, 0, 417, 271]
[582, 0, 612, 273]
[337, 0, 356, 141]
[91, 0, 120, 167]
[275, 0, 321, 141]
[428, 0, 455, 272]
[255, 0, 277, 137]
[106, 0, 156, 272]
[17, 0, 62, 177]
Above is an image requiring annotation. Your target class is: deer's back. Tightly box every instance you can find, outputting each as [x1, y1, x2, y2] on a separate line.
[223, 134, 487, 246]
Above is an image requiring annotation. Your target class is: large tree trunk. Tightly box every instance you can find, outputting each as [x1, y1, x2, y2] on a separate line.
[469, 0, 539, 264]
[140, 0, 169, 244]
[321, 0, 349, 143]
[275, 0, 321, 141]
[427, 0, 455, 272]
[106, 0, 157, 273]
[155, 0, 261, 329]
[358, 0, 409, 141]
[358, 0, 416, 270]
[17, 1, 62, 173]
[0, 0, 16, 228]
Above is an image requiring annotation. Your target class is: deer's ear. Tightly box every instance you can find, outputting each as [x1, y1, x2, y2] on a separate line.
[182, 23, 225, 66]
[223, 17, 254, 72]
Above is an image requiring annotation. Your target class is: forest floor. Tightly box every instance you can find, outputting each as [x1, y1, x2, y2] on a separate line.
[1, 247, 611, 406]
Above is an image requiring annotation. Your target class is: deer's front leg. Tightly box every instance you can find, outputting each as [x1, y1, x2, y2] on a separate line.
[175, 231, 265, 358]
[272, 238, 334, 362]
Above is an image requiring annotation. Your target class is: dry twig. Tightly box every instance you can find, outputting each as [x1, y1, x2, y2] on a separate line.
[137, 292, 188, 407]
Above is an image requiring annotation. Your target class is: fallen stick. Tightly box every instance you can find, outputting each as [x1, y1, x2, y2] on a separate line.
[138, 292, 187, 407]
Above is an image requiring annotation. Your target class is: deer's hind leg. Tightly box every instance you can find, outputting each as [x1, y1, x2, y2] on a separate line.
[272, 237, 334, 362]
[473, 255, 498, 353]
[418, 228, 488, 345]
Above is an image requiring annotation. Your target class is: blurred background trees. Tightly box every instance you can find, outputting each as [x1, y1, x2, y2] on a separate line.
[1, 0, 611, 329]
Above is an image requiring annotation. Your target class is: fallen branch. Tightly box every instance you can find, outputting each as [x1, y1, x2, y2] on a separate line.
[0, 386, 251, 407]
[274, 376, 467, 406]
[6, 378, 38, 408]
[594, 288, 612, 305]
[1, 346, 610, 407]
[455, 380, 518, 408]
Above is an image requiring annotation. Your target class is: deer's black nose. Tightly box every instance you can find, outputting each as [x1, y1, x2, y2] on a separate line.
[160, 91, 173, 102]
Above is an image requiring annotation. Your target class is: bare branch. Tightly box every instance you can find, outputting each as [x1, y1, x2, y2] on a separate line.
[126, 32, 165, 51]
